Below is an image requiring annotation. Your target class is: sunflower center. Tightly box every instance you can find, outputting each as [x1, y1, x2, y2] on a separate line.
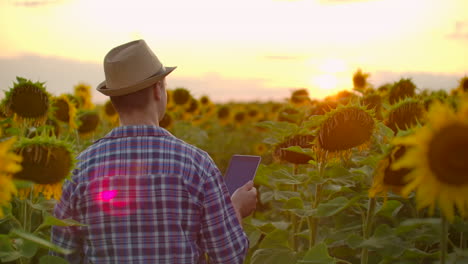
[383, 146, 410, 186]
[318, 107, 374, 152]
[54, 98, 70, 122]
[428, 124, 468, 185]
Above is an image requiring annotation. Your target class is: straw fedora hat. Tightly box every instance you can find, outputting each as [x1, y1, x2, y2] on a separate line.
[97, 39, 176, 96]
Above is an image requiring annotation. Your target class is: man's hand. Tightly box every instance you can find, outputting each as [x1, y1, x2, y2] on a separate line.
[231, 181, 257, 223]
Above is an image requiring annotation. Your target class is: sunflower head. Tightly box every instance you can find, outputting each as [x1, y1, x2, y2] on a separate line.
[458, 76, 468, 93]
[273, 134, 315, 164]
[317, 105, 375, 156]
[290, 89, 311, 106]
[217, 105, 230, 122]
[200, 95, 211, 106]
[74, 83, 94, 110]
[4, 77, 50, 125]
[52, 94, 78, 129]
[172, 88, 191, 106]
[385, 98, 425, 133]
[185, 98, 199, 115]
[233, 111, 246, 124]
[388, 78, 416, 104]
[14, 136, 74, 185]
[369, 145, 411, 198]
[253, 143, 268, 156]
[310, 101, 338, 116]
[0, 137, 23, 216]
[77, 110, 100, 137]
[159, 112, 173, 129]
[392, 100, 468, 221]
[277, 106, 304, 124]
[352, 68, 370, 91]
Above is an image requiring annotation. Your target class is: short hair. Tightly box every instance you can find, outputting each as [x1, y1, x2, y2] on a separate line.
[110, 84, 154, 113]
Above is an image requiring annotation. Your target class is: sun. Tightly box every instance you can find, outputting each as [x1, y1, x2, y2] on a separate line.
[312, 74, 339, 91]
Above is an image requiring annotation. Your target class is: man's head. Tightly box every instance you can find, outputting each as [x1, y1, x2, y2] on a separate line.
[96, 40, 175, 123]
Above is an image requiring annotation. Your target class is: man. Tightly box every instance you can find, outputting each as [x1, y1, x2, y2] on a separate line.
[51, 39, 257, 263]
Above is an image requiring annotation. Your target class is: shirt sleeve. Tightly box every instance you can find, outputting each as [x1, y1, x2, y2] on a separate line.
[198, 166, 249, 264]
[50, 176, 84, 264]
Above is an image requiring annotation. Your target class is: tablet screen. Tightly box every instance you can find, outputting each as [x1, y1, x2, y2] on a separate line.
[224, 155, 261, 195]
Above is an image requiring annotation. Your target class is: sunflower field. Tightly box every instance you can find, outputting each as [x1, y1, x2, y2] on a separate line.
[0, 72, 468, 264]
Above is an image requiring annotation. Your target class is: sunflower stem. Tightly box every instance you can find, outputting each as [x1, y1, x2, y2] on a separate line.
[361, 197, 376, 264]
[290, 164, 298, 252]
[309, 161, 325, 249]
[440, 216, 448, 264]
[460, 232, 465, 249]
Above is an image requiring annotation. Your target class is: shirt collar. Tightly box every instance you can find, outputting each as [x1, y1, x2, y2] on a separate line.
[101, 125, 173, 140]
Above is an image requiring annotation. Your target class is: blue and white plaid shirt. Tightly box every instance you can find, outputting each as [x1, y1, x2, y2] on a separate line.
[51, 125, 248, 264]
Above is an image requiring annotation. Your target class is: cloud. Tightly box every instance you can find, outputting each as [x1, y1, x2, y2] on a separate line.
[447, 21, 468, 40]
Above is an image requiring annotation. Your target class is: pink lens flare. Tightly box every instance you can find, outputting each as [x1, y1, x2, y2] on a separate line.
[99, 190, 118, 201]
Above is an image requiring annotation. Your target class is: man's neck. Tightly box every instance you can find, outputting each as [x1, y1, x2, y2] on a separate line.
[118, 111, 160, 127]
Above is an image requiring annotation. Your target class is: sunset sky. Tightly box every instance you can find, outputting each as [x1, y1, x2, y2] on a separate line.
[0, 0, 467, 103]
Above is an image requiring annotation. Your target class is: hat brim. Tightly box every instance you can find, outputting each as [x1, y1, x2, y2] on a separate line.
[97, 66, 176, 96]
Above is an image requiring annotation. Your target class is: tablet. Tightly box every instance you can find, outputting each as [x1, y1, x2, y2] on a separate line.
[224, 155, 261, 195]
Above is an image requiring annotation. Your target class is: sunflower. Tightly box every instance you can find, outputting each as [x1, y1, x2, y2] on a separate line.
[217, 106, 231, 125]
[233, 111, 246, 126]
[273, 134, 315, 164]
[172, 88, 191, 106]
[353, 68, 370, 92]
[388, 78, 416, 105]
[102, 99, 119, 126]
[253, 143, 268, 156]
[74, 83, 94, 110]
[14, 136, 74, 185]
[361, 93, 383, 120]
[159, 112, 174, 130]
[369, 145, 411, 198]
[392, 100, 468, 222]
[277, 106, 303, 124]
[385, 98, 425, 133]
[77, 110, 100, 137]
[0, 137, 22, 217]
[456, 76, 468, 94]
[52, 94, 78, 130]
[316, 105, 375, 162]
[184, 98, 200, 118]
[290, 89, 311, 106]
[310, 101, 338, 116]
[3, 77, 50, 126]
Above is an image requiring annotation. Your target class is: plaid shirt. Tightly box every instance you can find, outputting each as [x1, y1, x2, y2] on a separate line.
[51, 125, 248, 264]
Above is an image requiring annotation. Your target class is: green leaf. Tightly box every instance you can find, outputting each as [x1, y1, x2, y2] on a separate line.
[10, 229, 73, 255]
[258, 229, 290, 249]
[39, 255, 70, 264]
[256, 121, 298, 144]
[270, 168, 308, 185]
[298, 242, 336, 264]
[36, 215, 86, 232]
[303, 115, 326, 128]
[19, 239, 39, 258]
[324, 165, 351, 179]
[251, 248, 296, 264]
[282, 146, 315, 158]
[28, 199, 57, 212]
[316, 196, 359, 217]
[346, 234, 364, 249]
[396, 218, 441, 235]
[283, 197, 304, 210]
[376, 200, 403, 219]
